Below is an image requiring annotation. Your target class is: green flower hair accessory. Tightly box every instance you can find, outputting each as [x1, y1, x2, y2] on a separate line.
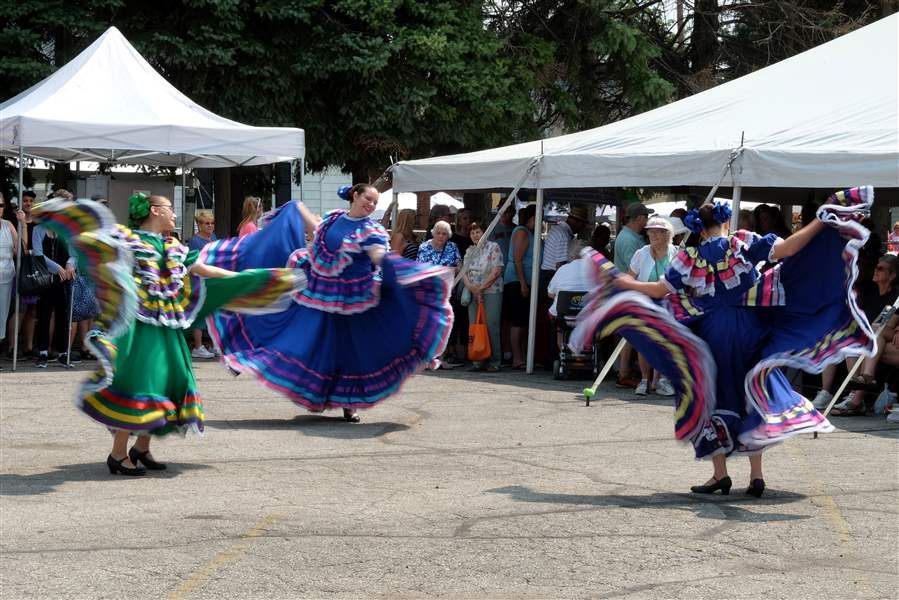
[128, 193, 150, 228]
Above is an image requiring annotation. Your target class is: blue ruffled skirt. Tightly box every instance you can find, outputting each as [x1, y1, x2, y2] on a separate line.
[200, 203, 454, 411]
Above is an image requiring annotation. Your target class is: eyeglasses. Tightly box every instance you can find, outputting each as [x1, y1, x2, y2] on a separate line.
[151, 204, 174, 212]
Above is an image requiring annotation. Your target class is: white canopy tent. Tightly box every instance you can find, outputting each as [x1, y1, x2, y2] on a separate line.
[394, 14, 898, 193]
[393, 14, 899, 372]
[0, 26, 305, 370]
[0, 26, 304, 167]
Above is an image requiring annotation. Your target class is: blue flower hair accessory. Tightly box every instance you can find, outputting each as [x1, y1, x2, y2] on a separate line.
[684, 209, 703, 234]
[712, 201, 732, 225]
[337, 185, 352, 201]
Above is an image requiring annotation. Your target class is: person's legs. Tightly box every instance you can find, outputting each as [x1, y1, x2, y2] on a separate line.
[748, 454, 763, 481]
[510, 326, 525, 367]
[192, 328, 204, 350]
[34, 289, 54, 354]
[467, 300, 483, 369]
[485, 292, 503, 368]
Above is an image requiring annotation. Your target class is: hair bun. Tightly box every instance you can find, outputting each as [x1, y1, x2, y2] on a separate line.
[128, 193, 150, 228]
[337, 185, 352, 201]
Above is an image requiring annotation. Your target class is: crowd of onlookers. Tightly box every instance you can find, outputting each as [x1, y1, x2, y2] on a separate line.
[2, 189, 897, 422]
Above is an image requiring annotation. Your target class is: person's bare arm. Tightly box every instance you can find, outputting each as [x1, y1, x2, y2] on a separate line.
[613, 272, 669, 299]
[190, 262, 236, 278]
[770, 220, 825, 261]
[512, 229, 530, 296]
[295, 201, 322, 237]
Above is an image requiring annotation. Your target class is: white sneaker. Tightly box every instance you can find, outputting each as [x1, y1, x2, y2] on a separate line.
[635, 379, 649, 396]
[812, 390, 833, 410]
[887, 409, 899, 423]
[656, 378, 675, 397]
[191, 345, 215, 359]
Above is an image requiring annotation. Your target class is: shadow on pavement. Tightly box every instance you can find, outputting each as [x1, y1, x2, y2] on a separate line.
[204, 416, 409, 439]
[0, 462, 212, 496]
[488, 484, 810, 523]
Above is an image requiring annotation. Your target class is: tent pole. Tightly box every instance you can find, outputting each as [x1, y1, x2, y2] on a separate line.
[12, 148, 24, 371]
[731, 185, 742, 229]
[526, 186, 544, 374]
[180, 156, 187, 238]
[450, 158, 540, 289]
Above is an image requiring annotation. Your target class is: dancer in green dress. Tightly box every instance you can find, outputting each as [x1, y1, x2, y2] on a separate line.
[34, 194, 298, 476]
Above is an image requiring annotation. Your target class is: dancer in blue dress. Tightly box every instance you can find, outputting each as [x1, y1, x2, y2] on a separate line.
[200, 184, 454, 422]
[571, 187, 875, 497]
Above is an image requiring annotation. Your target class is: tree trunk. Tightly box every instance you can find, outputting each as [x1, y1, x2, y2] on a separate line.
[690, 0, 719, 74]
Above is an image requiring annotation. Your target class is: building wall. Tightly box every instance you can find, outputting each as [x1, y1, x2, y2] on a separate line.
[293, 165, 351, 216]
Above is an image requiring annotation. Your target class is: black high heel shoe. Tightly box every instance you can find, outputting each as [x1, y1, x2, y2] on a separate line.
[746, 478, 765, 498]
[690, 475, 732, 495]
[129, 447, 167, 470]
[107, 454, 146, 476]
[342, 408, 361, 423]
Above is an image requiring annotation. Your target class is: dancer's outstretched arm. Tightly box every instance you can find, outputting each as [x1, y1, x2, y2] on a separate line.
[612, 273, 669, 299]
[191, 262, 236, 279]
[295, 201, 322, 237]
[770, 219, 825, 260]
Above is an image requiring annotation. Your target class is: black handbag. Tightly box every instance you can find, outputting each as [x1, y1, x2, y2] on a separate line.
[17, 254, 56, 295]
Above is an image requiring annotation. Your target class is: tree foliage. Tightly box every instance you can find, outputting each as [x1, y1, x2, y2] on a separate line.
[0, 0, 890, 188]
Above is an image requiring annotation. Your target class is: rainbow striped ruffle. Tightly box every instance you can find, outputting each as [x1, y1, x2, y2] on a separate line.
[80, 385, 203, 435]
[740, 186, 874, 446]
[207, 256, 454, 410]
[32, 200, 138, 396]
[288, 248, 381, 314]
[570, 254, 716, 444]
[306, 210, 389, 278]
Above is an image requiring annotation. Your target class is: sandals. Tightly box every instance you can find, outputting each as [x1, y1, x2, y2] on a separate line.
[830, 402, 866, 416]
[848, 373, 878, 390]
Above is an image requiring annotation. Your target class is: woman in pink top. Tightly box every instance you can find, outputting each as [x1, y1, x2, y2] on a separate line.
[237, 196, 262, 237]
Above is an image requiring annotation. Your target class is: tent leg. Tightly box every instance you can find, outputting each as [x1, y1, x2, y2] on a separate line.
[12, 149, 24, 371]
[449, 160, 538, 289]
[526, 187, 544, 374]
[730, 185, 742, 229]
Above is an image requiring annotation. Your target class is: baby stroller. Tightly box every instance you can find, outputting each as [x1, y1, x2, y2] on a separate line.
[552, 290, 600, 380]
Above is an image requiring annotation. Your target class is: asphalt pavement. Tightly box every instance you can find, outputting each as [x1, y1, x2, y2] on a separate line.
[1, 360, 897, 599]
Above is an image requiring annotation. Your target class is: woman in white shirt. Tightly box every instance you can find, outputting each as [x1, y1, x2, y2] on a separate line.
[628, 216, 678, 396]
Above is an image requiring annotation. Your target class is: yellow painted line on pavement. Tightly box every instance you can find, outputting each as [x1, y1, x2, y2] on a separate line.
[167, 514, 282, 600]
[788, 444, 870, 593]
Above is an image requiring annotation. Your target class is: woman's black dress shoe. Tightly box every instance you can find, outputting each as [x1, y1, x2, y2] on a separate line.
[129, 447, 167, 470]
[746, 478, 766, 498]
[343, 408, 361, 423]
[107, 454, 146, 476]
[690, 475, 732, 495]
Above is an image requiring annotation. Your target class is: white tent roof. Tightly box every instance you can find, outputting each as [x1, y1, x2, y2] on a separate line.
[0, 27, 304, 168]
[394, 14, 898, 192]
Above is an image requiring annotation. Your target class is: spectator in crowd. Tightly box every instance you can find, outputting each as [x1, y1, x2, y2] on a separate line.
[451, 208, 474, 257]
[753, 204, 791, 238]
[449, 208, 474, 356]
[737, 208, 755, 232]
[832, 312, 899, 417]
[547, 238, 592, 355]
[6, 191, 38, 359]
[186, 210, 219, 359]
[547, 238, 592, 318]
[425, 204, 452, 240]
[590, 223, 611, 258]
[668, 216, 689, 247]
[461, 220, 504, 372]
[541, 205, 588, 278]
[502, 204, 537, 369]
[33, 189, 79, 367]
[0, 196, 19, 369]
[801, 201, 819, 228]
[813, 254, 899, 410]
[389, 209, 420, 260]
[237, 196, 262, 237]
[613, 202, 652, 387]
[490, 204, 516, 260]
[417, 220, 463, 367]
[628, 216, 678, 397]
[887, 221, 899, 254]
[187, 210, 217, 253]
